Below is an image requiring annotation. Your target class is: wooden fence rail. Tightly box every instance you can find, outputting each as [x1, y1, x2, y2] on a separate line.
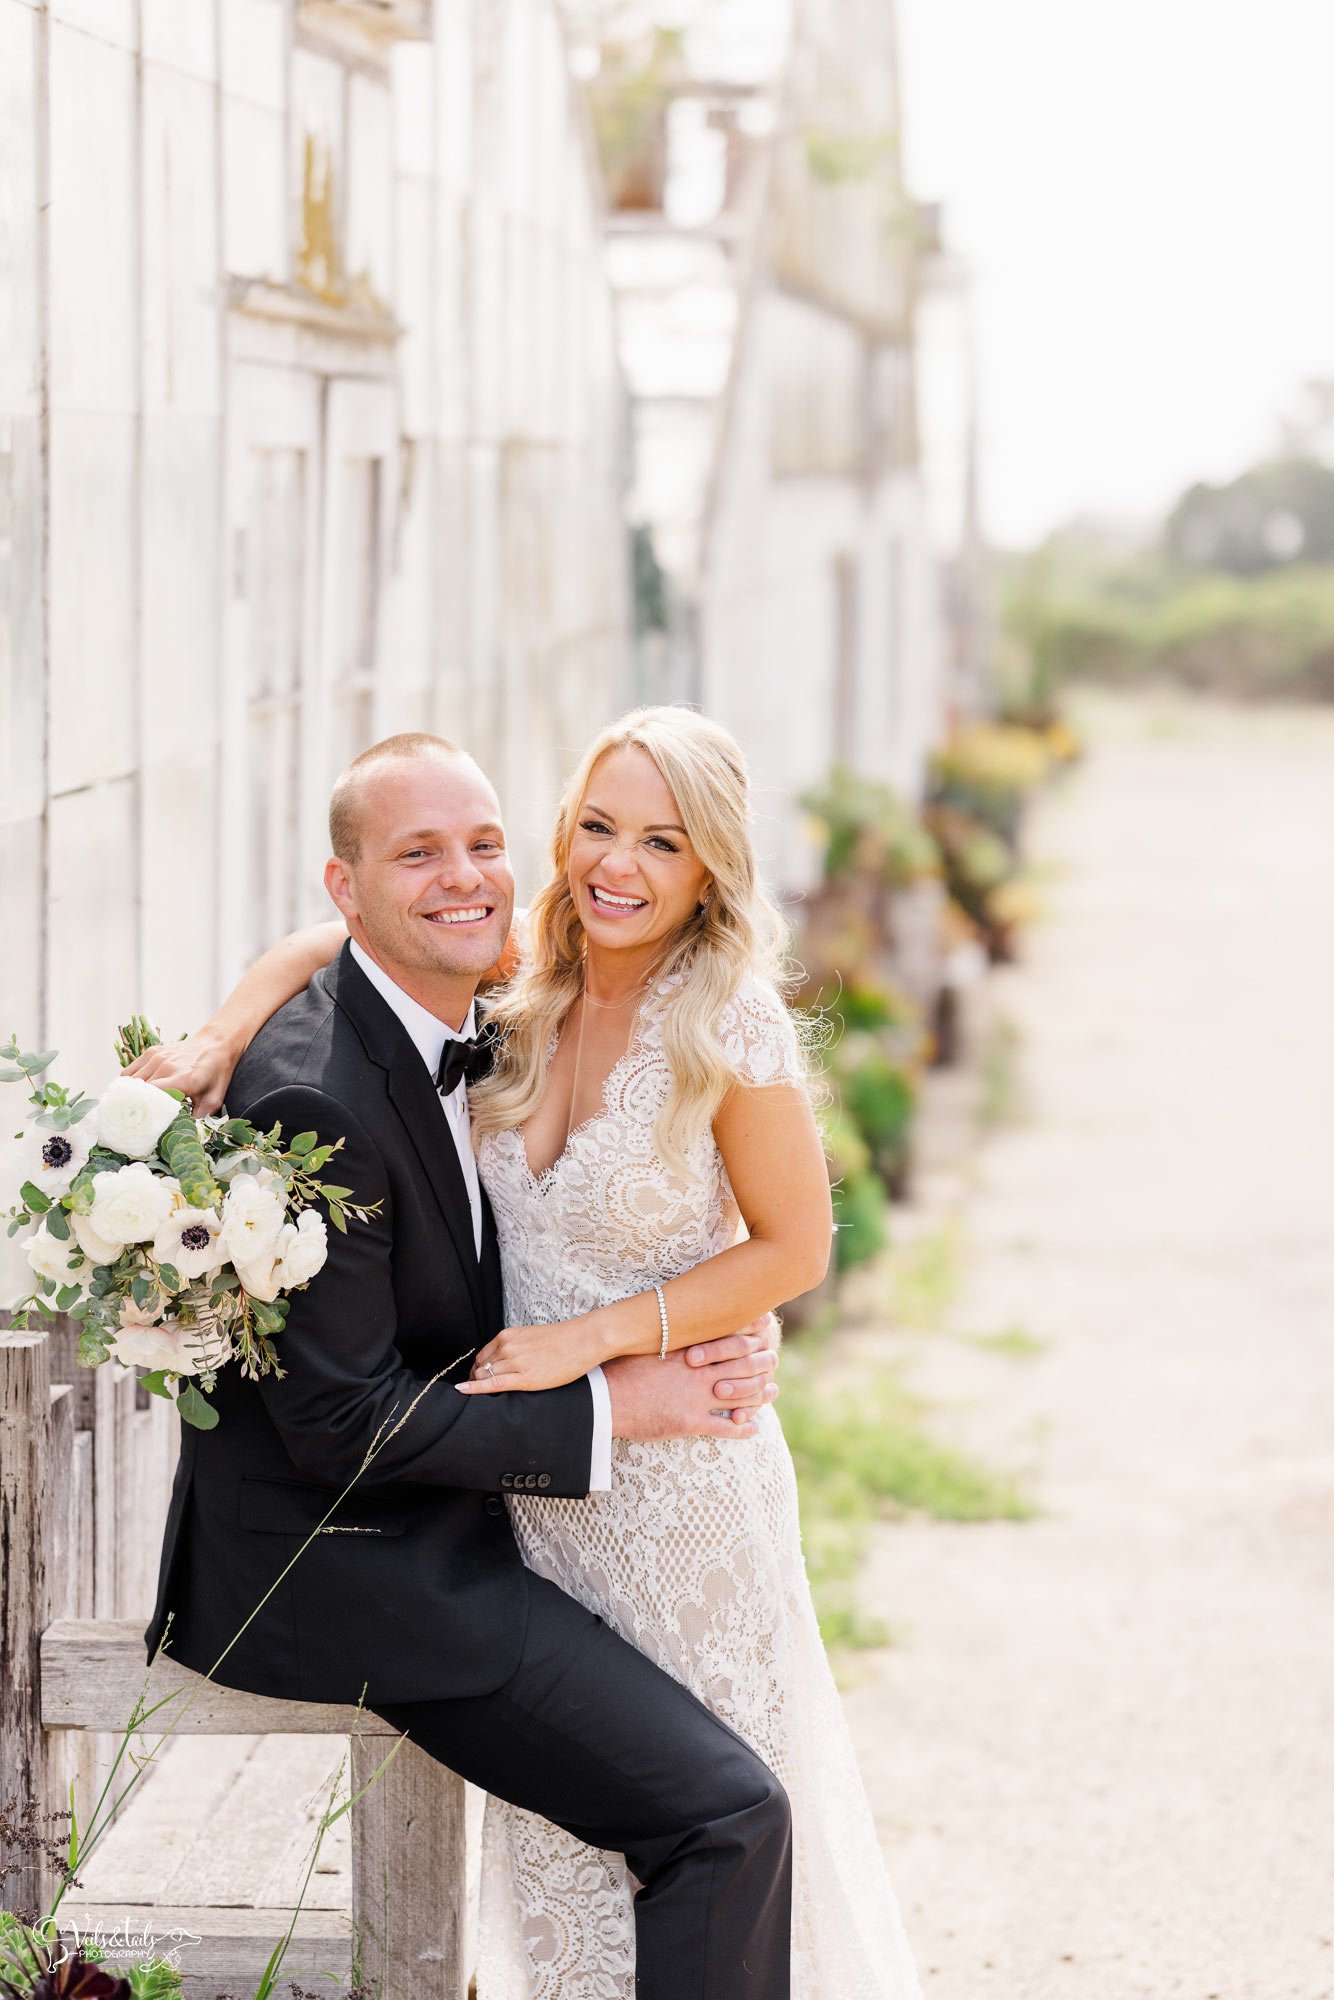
[0, 1330, 467, 1999]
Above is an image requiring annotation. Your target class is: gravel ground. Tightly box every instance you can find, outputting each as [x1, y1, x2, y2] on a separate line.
[843, 691, 1334, 2000]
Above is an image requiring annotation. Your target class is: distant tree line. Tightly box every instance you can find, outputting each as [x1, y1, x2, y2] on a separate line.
[1002, 456, 1334, 705]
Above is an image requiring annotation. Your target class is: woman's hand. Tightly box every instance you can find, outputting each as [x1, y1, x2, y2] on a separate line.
[122, 1025, 241, 1117]
[460, 1318, 606, 1395]
[459, 1315, 781, 1401]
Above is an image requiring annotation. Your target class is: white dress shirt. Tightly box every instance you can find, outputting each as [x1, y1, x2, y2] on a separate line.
[348, 940, 612, 1489]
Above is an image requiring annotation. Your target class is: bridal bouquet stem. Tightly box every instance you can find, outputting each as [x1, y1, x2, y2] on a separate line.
[2, 1020, 380, 1429]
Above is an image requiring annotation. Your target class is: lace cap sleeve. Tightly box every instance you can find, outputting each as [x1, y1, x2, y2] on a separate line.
[716, 977, 805, 1090]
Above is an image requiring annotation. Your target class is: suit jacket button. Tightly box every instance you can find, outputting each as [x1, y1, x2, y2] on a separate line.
[537, 1474, 551, 1489]
[484, 1497, 504, 1517]
[501, 1473, 513, 1489]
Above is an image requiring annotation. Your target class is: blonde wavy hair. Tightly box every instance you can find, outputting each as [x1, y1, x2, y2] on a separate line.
[469, 705, 805, 1177]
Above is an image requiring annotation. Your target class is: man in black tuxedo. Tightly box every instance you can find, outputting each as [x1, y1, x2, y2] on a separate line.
[145, 734, 792, 1998]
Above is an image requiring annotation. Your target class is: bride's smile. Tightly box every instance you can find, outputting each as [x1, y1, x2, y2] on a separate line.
[570, 743, 713, 961]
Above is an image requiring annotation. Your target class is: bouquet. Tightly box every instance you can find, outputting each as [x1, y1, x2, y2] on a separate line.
[1, 1020, 380, 1430]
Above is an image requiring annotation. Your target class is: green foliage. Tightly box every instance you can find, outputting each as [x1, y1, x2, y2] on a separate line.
[800, 766, 940, 886]
[782, 1342, 1034, 1648]
[804, 125, 899, 186]
[833, 1044, 915, 1192]
[1002, 534, 1334, 704]
[930, 723, 1049, 847]
[126, 1960, 183, 2000]
[632, 524, 669, 635]
[0, 1911, 49, 1995]
[1165, 455, 1334, 574]
[156, 1111, 220, 1210]
[822, 1114, 891, 1273]
[888, 1220, 963, 1332]
[968, 1325, 1046, 1357]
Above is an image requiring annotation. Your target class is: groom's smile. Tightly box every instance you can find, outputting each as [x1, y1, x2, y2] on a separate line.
[423, 904, 495, 926]
[325, 746, 516, 1025]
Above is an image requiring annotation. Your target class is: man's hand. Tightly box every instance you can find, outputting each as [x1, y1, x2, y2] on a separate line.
[605, 1325, 779, 1443]
[682, 1313, 781, 1400]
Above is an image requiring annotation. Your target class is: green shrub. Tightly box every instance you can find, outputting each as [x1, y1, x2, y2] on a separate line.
[800, 766, 940, 886]
[821, 1113, 890, 1272]
[838, 1045, 915, 1181]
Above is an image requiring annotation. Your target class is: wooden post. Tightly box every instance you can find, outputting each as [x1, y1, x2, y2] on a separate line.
[350, 1731, 467, 2000]
[0, 1329, 59, 1920]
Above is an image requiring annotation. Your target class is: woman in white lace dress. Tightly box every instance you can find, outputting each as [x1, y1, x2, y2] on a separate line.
[454, 707, 922, 2000]
[128, 706, 922, 2000]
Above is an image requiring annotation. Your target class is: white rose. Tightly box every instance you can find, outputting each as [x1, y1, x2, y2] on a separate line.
[70, 1208, 124, 1267]
[93, 1075, 182, 1160]
[24, 1123, 91, 1198]
[26, 1224, 86, 1291]
[219, 1173, 287, 1261]
[153, 1202, 226, 1280]
[272, 1209, 328, 1289]
[109, 1314, 206, 1377]
[88, 1163, 176, 1245]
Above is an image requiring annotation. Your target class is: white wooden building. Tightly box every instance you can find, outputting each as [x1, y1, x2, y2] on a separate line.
[584, 0, 978, 890]
[0, 0, 630, 1131]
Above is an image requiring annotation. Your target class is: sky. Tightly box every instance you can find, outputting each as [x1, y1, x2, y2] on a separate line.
[896, 0, 1334, 546]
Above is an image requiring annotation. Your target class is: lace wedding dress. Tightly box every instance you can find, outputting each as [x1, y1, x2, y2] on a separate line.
[474, 972, 923, 2000]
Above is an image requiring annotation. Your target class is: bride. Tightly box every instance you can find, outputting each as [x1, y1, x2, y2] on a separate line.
[131, 706, 922, 2000]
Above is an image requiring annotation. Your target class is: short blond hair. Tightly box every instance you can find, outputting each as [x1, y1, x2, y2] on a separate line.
[328, 732, 464, 863]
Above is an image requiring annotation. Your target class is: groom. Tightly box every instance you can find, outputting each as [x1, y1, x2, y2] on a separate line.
[145, 733, 792, 1997]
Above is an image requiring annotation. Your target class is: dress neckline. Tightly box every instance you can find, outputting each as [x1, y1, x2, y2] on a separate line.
[517, 978, 669, 1185]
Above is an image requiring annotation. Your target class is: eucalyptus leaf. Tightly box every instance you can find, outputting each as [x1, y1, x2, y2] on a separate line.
[68, 1096, 97, 1123]
[46, 1209, 70, 1240]
[55, 1284, 82, 1311]
[20, 1180, 51, 1212]
[175, 1382, 219, 1430]
[0, 1066, 28, 1082]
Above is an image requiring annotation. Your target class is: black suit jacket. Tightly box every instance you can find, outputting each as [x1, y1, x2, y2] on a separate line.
[143, 943, 595, 1704]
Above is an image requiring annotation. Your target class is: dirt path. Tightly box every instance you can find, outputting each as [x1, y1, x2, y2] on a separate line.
[844, 692, 1334, 2000]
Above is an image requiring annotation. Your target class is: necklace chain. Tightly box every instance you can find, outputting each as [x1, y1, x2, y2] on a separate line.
[565, 972, 651, 1148]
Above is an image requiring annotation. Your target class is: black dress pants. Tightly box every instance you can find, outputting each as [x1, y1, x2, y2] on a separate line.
[372, 1572, 792, 1999]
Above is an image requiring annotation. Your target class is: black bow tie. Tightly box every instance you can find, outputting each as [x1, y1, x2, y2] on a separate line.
[436, 1021, 498, 1096]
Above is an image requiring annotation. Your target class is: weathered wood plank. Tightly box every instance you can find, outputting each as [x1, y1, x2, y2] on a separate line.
[1, 1331, 58, 1916]
[62, 1738, 276, 1904]
[157, 1735, 349, 1908]
[40, 1621, 402, 1735]
[351, 1732, 467, 2000]
[50, 1901, 353, 2000]
[44, 1385, 103, 1886]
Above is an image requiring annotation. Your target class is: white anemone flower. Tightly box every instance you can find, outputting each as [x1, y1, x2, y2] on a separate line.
[24, 1122, 91, 1198]
[153, 1203, 225, 1280]
[93, 1075, 182, 1160]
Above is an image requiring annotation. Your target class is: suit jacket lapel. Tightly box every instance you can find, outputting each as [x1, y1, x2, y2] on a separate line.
[477, 1180, 505, 1334]
[325, 945, 485, 1322]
